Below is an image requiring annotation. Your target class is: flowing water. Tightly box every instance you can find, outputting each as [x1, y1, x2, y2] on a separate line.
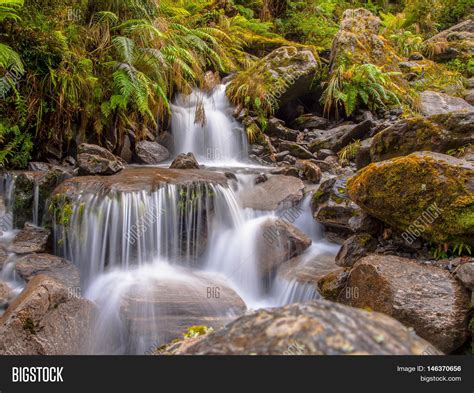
[171, 84, 249, 166]
[0, 85, 339, 354]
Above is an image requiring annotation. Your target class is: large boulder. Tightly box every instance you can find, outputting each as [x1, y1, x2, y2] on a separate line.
[0, 275, 96, 355]
[340, 255, 471, 353]
[370, 112, 474, 162]
[348, 152, 474, 246]
[8, 223, 51, 254]
[240, 175, 304, 211]
[227, 46, 319, 111]
[169, 153, 200, 169]
[77, 143, 125, 176]
[329, 9, 402, 73]
[309, 121, 372, 153]
[119, 271, 246, 352]
[420, 91, 474, 117]
[134, 141, 170, 164]
[257, 218, 311, 276]
[164, 300, 441, 355]
[15, 254, 80, 288]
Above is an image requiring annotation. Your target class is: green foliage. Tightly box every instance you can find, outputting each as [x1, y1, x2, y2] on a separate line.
[430, 241, 472, 260]
[338, 139, 361, 164]
[0, 123, 32, 168]
[322, 63, 402, 118]
[0, 0, 471, 167]
[182, 325, 214, 339]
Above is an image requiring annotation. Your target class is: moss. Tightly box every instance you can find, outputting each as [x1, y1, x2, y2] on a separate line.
[182, 325, 213, 339]
[23, 318, 36, 335]
[348, 153, 474, 246]
[48, 194, 73, 227]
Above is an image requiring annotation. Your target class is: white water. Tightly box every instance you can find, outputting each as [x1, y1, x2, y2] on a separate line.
[1, 85, 340, 354]
[171, 84, 248, 165]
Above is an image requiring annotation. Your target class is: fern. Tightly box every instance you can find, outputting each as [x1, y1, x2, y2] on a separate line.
[322, 63, 403, 118]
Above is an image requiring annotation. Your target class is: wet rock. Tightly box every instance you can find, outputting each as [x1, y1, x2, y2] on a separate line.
[315, 149, 335, 160]
[278, 141, 314, 159]
[240, 175, 304, 211]
[134, 141, 170, 165]
[157, 131, 173, 151]
[53, 167, 228, 198]
[335, 233, 377, 268]
[455, 263, 474, 291]
[254, 174, 268, 184]
[295, 160, 321, 183]
[169, 153, 200, 169]
[267, 118, 299, 141]
[370, 112, 474, 162]
[275, 151, 290, 162]
[12, 168, 70, 228]
[77, 143, 125, 176]
[119, 133, 133, 163]
[308, 121, 372, 153]
[15, 254, 80, 288]
[168, 300, 441, 355]
[347, 152, 474, 246]
[348, 211, 383, 235]
[420, 91, 474, 117]
[120, 272, 246, 350]
[28, 162, 73, 177]
[291, 114, 330, 131]
[278, 253, 340, 285]
[312, 176, 360, 234]
[340, 254, 470, 353]
[0, 275, 96, 355]
[318, 270, 348, 301]
[258, 218, 312, 276]
[8, 224, 51, 254]
[355, 138, 372, 169]
[270, 166, 300, 178]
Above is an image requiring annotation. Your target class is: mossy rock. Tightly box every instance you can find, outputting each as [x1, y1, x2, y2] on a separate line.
[226, 46, 320, 113]
[370, 112, 474, 162]
[347, 152, 474, 246]
[329, 9, 402, 74]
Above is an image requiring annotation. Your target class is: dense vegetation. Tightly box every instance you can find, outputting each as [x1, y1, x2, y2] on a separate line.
[0, 0, 473, 168]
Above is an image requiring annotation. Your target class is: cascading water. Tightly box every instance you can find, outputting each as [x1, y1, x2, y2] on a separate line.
[171, 84, 248, 165]
[44, 84, 340, 354]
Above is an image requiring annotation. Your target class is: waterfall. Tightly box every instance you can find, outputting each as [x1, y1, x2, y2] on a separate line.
[0, 83, 340, 354]
[0, 173, 15, 232]
[171, 85, 248, 165]
[54, 182, 244, 286]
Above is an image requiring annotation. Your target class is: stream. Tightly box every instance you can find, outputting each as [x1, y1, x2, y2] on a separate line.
[0, 85, 339, 355]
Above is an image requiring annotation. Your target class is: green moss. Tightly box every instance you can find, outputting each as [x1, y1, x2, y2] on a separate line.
[348, 153, 474, 246]
[23, 318, 36, 335]
[182, 325, 213, 339]
[49, 194, 73, 227]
